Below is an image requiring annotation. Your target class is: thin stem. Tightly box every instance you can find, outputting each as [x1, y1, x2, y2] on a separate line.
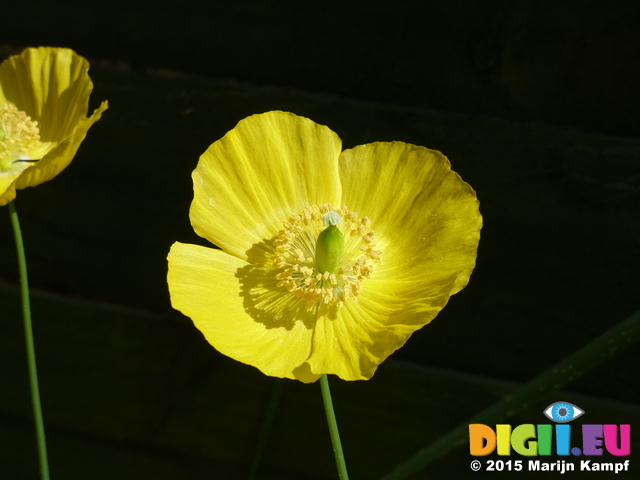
[320, 374, 349, 480]
[248, 378, 285, 480]
[8, 200, 50, 480]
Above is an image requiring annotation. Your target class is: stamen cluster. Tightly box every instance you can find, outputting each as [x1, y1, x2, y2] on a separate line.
[272, 203, 381, 309]
[0, 103, 44, 171]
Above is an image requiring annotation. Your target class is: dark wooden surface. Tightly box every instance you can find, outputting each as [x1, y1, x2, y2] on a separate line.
[2, 285, 638, 479]
[4, 0, 640, 136]
[1, 1, 639, 478]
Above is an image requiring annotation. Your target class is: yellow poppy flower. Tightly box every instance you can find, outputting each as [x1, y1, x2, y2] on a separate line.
[0, 47, 107, 206]
[168, 111, 482, 383]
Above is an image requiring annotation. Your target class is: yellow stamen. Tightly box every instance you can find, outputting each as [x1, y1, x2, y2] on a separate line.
[0, 103, 51, 173]
[272, 203, 382, 309]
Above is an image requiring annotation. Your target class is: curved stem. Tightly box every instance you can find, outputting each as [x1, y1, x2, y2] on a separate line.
[8, 200, 50, 480]
[320, 374, 349, 480]
[382, 308, 640, 480]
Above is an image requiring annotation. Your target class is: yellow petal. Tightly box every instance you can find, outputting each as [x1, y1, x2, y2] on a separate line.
[0, 165, 30, 203]
[0, 102, 107, 206]
[0, 47, 95, 142]
[339, 141, 481, 296]
[167, 242, 319, 383]
[190, 111, 342, 265]
[304, 270, 460, 381]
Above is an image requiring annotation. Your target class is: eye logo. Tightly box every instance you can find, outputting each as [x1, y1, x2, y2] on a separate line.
[543, 402, 584, 423]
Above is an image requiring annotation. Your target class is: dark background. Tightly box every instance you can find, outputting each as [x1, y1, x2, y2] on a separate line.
[1, 1, 639, 478]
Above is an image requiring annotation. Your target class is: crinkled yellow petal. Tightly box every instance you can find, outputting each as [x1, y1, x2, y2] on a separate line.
[0, 165, 30, 204]
[190, 111, 342, 265]
[339, 141, 481, 297]
[167, 242, 320, 383]
[0, 47, 107, 205]
[0, 102, 107, 206]
[296, 141, 480, 380]
[303, 271, 460, 381]
[0, 47, 94, 142]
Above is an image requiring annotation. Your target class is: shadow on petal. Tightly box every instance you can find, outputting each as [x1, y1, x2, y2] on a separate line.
[235, 242, 318, 332]
[244, 236, 277, 266]
[291, 362, 321, 383]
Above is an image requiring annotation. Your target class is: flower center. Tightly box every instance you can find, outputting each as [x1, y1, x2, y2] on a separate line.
[0, 103, 50, 173]
[272, 203, 381, 309]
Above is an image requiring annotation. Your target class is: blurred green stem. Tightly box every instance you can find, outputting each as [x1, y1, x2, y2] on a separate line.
[320, 374, 349, 480]
[8, 200, 50, 480]
[382, 308, 640, 480]
[249, 378, 285, 480]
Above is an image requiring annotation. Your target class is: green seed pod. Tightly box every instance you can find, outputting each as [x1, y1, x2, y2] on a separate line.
[315, 213, 344, 274]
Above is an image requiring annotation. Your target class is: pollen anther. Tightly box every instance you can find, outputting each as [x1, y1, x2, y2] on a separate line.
[0, 103, 51, 173]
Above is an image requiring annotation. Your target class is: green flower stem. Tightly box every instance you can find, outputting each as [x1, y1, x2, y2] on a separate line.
[8, 200, 50, 480]
[249, 378, 285, 480]
[320, 374, 349, 480]
[382, 308, 640, 480]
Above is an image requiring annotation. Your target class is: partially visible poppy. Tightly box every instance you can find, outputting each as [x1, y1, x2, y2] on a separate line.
[0, 47, 107, 205]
